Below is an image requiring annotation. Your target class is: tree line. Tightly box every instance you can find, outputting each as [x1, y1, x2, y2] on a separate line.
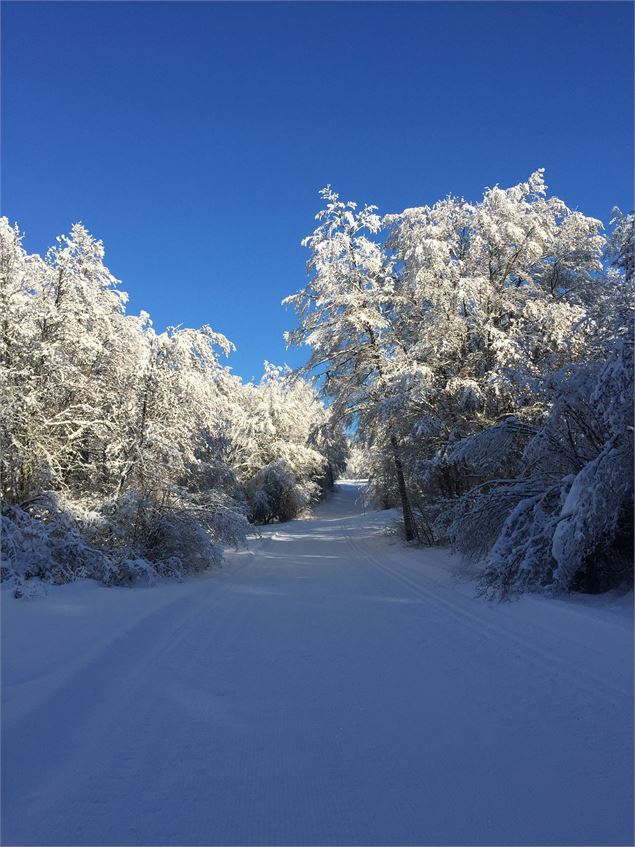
[0, 220, 345, 594]
[285, 171, 633, 596]
[2, 170, 632, 599]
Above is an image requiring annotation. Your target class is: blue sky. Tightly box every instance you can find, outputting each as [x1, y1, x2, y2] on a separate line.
[2, 1, 633, 380]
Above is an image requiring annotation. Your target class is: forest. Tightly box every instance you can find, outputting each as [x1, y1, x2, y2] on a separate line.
[1, 171, 633, 598]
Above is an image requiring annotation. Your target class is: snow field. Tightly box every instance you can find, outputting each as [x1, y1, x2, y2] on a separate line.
[2, 481, 633, 845]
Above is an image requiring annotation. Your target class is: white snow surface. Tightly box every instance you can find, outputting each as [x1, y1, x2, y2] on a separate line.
[2, 480, 633, 846]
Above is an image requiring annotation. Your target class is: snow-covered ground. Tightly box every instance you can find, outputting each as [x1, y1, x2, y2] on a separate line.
[2, 480, 633, 845]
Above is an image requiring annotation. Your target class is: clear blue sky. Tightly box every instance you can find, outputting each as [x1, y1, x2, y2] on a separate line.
[2, 2, 633, 380]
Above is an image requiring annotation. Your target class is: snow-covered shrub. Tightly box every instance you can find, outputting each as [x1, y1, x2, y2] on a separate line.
[476, 336, 633, 597]
[245, 460, 314, 524]
[0, 490, 248, 590]
[94, 492, 229, 580]
[478, 482, 570, 597]
[1, 494, 114, 590]
[230, 364, 337, 523]
[552, 437, 633, 592]
[346, 442, 372, 479]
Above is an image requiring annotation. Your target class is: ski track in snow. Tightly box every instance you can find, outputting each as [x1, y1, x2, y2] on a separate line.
[2, 481, 633, 846]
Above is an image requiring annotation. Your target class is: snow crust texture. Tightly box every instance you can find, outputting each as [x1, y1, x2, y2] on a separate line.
[2, 482, 633, 846]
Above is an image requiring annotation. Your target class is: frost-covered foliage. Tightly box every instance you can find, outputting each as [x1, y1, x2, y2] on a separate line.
[284, 187, 421, 539]
[0, 219, 340, 592]
[286, 173, 633, 596]
[230, 363, 346, 523]
[469, 336, 634, 596]
[345, 442, 372, 479]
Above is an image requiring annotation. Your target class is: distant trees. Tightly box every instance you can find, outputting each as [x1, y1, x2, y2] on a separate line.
[230, 362, 345, 524]
[0, 219, 344, 593]
[286, 172, 633, 596]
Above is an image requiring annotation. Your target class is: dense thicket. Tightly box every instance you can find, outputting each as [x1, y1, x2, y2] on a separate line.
[285, 172, 633, 596]
[0, 220, 345, 593]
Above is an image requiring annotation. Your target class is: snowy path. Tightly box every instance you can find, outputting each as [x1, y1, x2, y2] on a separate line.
[2, 481, 633, 846]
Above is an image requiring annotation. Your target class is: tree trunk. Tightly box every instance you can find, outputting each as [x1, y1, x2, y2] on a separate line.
[390, 434, 418, 542]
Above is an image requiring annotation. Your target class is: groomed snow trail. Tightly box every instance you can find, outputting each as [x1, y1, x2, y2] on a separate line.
[2, 481, 633, 846]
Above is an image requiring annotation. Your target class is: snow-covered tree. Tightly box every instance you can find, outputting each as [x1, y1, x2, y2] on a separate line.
[284, 187, 420, 539]
[287, 174, 633, 595]
[230, 363, 342, 523]
[1, 219, 335, 593]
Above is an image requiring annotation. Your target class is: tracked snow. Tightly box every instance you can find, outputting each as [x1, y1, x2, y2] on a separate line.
[2, 481, 633, 845]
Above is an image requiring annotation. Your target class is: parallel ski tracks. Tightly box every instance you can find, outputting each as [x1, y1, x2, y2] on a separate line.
[342, 523, 630, 702]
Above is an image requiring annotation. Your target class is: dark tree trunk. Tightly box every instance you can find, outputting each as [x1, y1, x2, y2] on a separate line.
[390, 434, 418, 542]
